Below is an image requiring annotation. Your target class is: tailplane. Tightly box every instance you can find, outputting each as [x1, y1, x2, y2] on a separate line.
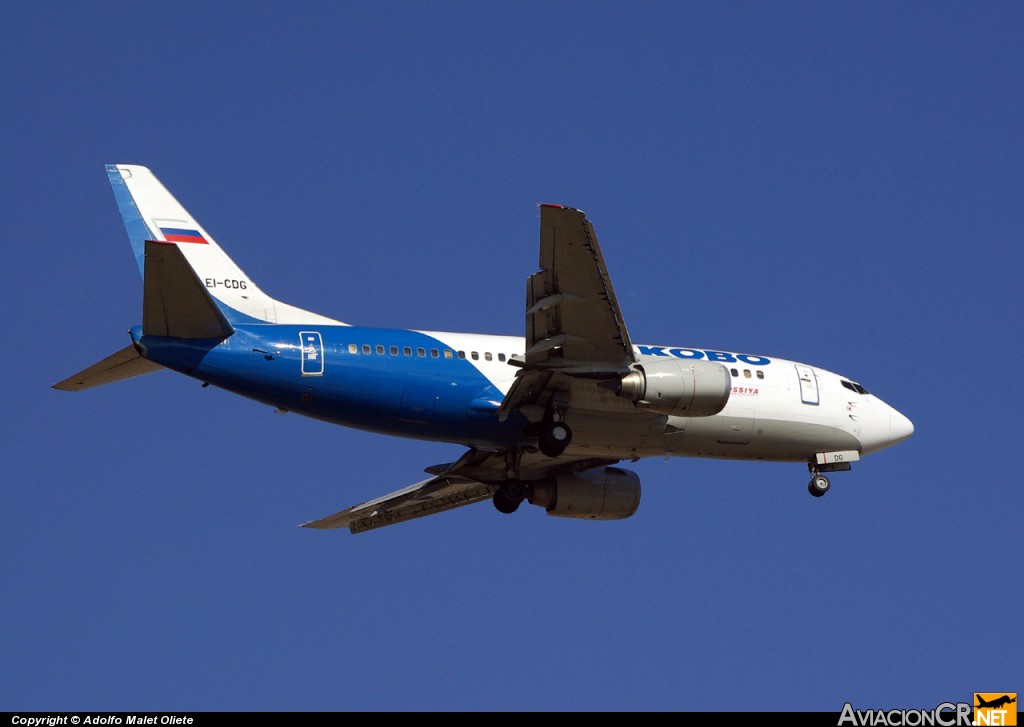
[53, 345, 163, 392]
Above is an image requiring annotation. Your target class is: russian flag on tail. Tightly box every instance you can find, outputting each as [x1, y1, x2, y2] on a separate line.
[160, 226, 208, 244]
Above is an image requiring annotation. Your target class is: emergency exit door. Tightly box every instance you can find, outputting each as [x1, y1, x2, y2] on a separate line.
[300, 331, 324, 376]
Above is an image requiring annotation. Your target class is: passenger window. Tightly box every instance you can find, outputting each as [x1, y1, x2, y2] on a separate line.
[444, 350, 453, 360]
[756, 370, 764, 380]
[376, 345, 385, 355]
[484, 352, 492, 361]
[731, 368, 739, 377]
[403, 346, 412, 356]
[471, 351, 479, 360]
[390, 345, 398, 356]
[431, 349, 439, 358]
[417, 347, 426, 357]
[498, 353, 506, 362]
[744, 370, 751, 378]
[348, 344, 357, 354]
[362, 344, 371, 355]
[458, 350, 466, 360]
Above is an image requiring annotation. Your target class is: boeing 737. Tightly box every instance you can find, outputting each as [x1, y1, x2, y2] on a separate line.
[54, 165, 914, 533]
[976, 696, 1017, 710]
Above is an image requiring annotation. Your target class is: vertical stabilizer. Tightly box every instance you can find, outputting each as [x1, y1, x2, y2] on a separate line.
[105, 164, 344, 326]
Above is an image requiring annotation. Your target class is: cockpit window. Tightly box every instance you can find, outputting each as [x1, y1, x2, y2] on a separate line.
[841, 379, 870, 395]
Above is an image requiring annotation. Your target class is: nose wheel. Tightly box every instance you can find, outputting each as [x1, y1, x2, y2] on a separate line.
[806, 455, 853, 497]
[807, 474, 830, 497]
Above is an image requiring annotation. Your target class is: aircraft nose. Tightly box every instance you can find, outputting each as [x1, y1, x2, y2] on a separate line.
[889, 410, 914, 446]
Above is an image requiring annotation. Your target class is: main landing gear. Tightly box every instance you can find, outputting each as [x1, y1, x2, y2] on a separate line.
[495, 413, 573, 512]
[538, 419, 572, 458]
[493, 480, 527, 514]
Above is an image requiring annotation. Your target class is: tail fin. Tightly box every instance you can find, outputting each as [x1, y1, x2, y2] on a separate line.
[106, 164, 344, 326]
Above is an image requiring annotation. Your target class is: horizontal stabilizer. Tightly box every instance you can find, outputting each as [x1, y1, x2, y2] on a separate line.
[302, 475, 496, 534]
[144, 240, 234, 339]
[53, 345, 164, 392]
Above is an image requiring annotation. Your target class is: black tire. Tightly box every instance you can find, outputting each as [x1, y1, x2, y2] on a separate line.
[538, 421, 572, 457]
[493, 481, 525, 514]
[492, 490, 521, 514]
[808, 475, 830, 498]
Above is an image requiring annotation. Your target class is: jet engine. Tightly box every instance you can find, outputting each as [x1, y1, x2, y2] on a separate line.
[529, 467, 641, 520]
[614, 358, 731, 417]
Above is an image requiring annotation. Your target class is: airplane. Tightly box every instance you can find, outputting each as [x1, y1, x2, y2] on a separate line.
[54, 164, 914, 534]
[976, 696, 1017, 710]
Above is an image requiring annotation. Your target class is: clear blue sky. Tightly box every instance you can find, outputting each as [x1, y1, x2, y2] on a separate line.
[3, 1, 1020, 711]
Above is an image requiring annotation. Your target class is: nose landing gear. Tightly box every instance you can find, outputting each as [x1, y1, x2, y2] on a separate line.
[807, 473, 831, 497]
[806, 452, 857, 497]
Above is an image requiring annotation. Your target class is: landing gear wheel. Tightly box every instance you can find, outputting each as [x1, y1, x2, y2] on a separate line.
[808, 474, 831, 498]
[493, 481, 526, 514]
[538, 421, 572, 457]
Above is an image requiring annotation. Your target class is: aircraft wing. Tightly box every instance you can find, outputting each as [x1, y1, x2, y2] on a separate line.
[306, 206, 643, 535]
[302, 449, 619, 534]
[501, 204, 640, 416]
[525, 204, 635, 372]
[301, 474, 497, 534]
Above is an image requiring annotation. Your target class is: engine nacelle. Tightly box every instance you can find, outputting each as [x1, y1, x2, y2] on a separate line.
[529, 467, 641, 520]
[615, 358, 731, 417]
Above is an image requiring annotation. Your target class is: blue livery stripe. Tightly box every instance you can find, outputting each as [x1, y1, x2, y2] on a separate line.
[105, 164, 153, 277]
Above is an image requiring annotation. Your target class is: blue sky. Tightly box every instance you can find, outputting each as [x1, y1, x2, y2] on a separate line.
[3, 1, 1021, 711]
